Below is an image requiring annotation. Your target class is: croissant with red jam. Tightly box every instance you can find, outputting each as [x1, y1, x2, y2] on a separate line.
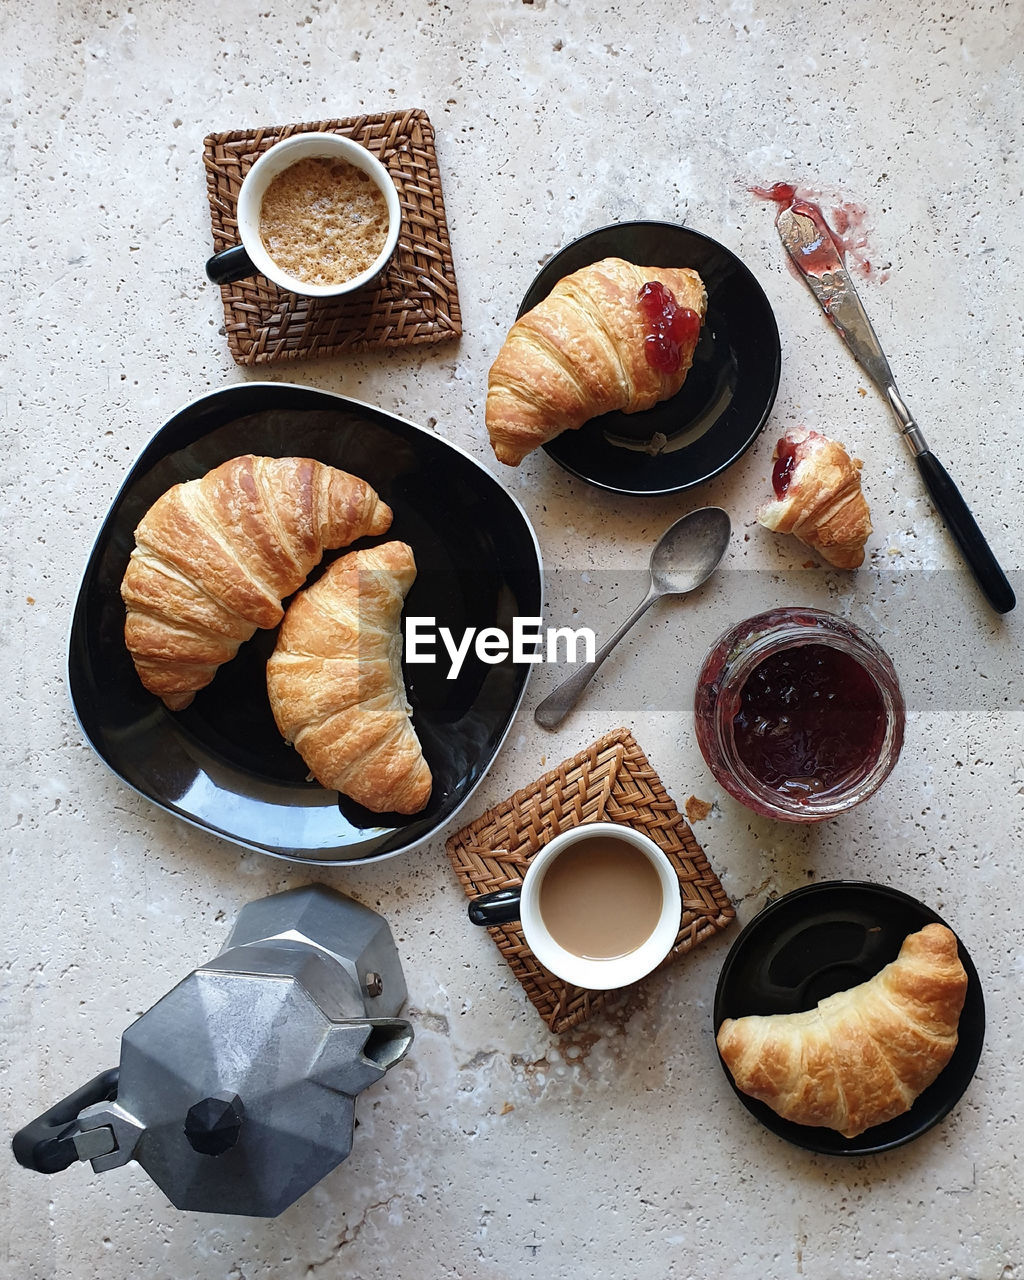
[485, 257, 707, 466]
[757, 427, 872, 569]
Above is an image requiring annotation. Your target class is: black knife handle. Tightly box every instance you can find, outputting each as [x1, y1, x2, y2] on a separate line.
[916, 451, 1015, 614]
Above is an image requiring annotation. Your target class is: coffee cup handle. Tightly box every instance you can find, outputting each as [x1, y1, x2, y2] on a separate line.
[206, 244, 258, 285]
[467, 887, 522, 927]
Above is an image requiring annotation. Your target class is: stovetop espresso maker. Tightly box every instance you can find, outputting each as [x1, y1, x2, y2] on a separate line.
[12, 885, 413, 1217]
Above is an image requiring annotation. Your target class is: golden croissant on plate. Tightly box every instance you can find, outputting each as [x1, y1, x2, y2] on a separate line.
[121, 455, 392, 710]
[266, 540, 432, 815]
[717, 923, 968, 1139]
[757, 427, 872, 568]
[485, 256, 707, 466]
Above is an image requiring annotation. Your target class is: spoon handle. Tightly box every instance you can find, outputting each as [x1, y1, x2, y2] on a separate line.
[534, 587, 660, 729]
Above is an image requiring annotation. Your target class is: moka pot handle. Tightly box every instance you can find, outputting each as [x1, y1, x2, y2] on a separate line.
[11, 1068, 120, 1173]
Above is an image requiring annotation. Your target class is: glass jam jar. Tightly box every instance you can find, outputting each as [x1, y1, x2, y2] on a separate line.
[694, 608, 905, 822]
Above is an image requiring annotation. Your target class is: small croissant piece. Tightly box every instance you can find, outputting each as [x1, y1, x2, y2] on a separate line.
[486, 256, 707, 466]
[717, 923, 968, 1139]
[266, 541, 432, 815]
[121, 455, 392, 710]
[757, 427, 872, 568]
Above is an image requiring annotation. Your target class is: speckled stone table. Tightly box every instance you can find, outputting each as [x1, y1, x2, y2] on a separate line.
[3, 2, 1022, 1278]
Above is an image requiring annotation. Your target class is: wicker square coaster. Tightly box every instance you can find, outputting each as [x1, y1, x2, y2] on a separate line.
[202, 109, 461, 365]
[446, 727, 735, 1033]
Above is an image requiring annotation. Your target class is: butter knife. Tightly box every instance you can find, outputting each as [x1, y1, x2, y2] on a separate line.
[776, 202, 1015, 614]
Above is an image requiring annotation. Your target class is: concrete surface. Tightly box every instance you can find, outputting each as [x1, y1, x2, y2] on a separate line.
[2, 1, 1022, 1277]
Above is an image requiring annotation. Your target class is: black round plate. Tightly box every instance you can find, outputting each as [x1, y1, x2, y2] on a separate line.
[713, 881, 985, 1155]
[68, 384, 543, 865]
[518, 221, 781, 495]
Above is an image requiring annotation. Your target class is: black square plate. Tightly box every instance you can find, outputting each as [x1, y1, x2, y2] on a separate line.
[68, 384, 543, 864]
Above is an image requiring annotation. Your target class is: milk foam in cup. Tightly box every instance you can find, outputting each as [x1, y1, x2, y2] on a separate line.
[205, 132, 401, 299]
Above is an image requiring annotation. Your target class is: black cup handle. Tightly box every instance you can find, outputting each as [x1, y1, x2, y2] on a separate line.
[468, 887, 523, 927]
[11, 1068, 120, 1174]
[206, 243, 257, 285]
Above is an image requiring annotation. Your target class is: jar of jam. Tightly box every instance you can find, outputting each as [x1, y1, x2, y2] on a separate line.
[694, 609, 905, 822]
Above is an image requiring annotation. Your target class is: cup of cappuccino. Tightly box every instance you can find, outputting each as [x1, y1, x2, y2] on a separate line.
[468, 823, 682, 990]
[205, 132, 401, 298]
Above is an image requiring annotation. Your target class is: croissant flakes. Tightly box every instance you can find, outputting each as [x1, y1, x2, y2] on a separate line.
[121, 455, 391, 710]
[266, 541, 432, 815]
[486, 256, 707, 466]
[717, 923, 967, 1138]
[757, 427, 872, 568]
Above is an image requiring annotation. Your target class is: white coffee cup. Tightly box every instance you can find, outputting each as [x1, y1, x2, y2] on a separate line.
[468, 822, 682, 990]
[205, 132, 401, 298]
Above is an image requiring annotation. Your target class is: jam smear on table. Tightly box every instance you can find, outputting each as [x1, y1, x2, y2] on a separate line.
[750, 183, 846, 274]
[751, 181, 878, 278]
[749, 182, 797, 205]
[637, 281, 701, 374]
[733, 644, 885, 800]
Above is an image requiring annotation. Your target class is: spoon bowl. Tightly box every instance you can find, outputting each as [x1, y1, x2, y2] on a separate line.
[649, 507, 733, 595]
[534, 507, 731, 729]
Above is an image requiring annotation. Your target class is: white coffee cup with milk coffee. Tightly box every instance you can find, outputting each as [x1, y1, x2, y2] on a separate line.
[468, 822, 682, 990]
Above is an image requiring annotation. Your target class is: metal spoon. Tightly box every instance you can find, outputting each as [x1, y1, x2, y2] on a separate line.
[534, 507, 731, 729]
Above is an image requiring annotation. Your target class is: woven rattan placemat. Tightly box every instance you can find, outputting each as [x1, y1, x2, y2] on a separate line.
[203, 109, 461, 364]
[446, 727, 735, 1033]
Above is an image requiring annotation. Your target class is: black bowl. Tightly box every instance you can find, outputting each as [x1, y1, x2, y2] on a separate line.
[517, 221, 781, 495]
[713, 881, 985, 1155]
[68, 383, 543, 864]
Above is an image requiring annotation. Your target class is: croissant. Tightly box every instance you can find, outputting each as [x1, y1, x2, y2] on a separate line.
[121, 455, 392, 710]
[757, 427, 872, 568]
[717, 923, 967, 1138]
[266, 541, 432, 815]
[485, 256, 707, 466]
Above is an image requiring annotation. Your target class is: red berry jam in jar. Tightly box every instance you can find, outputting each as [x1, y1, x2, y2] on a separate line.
[694, 609, 904, 822]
